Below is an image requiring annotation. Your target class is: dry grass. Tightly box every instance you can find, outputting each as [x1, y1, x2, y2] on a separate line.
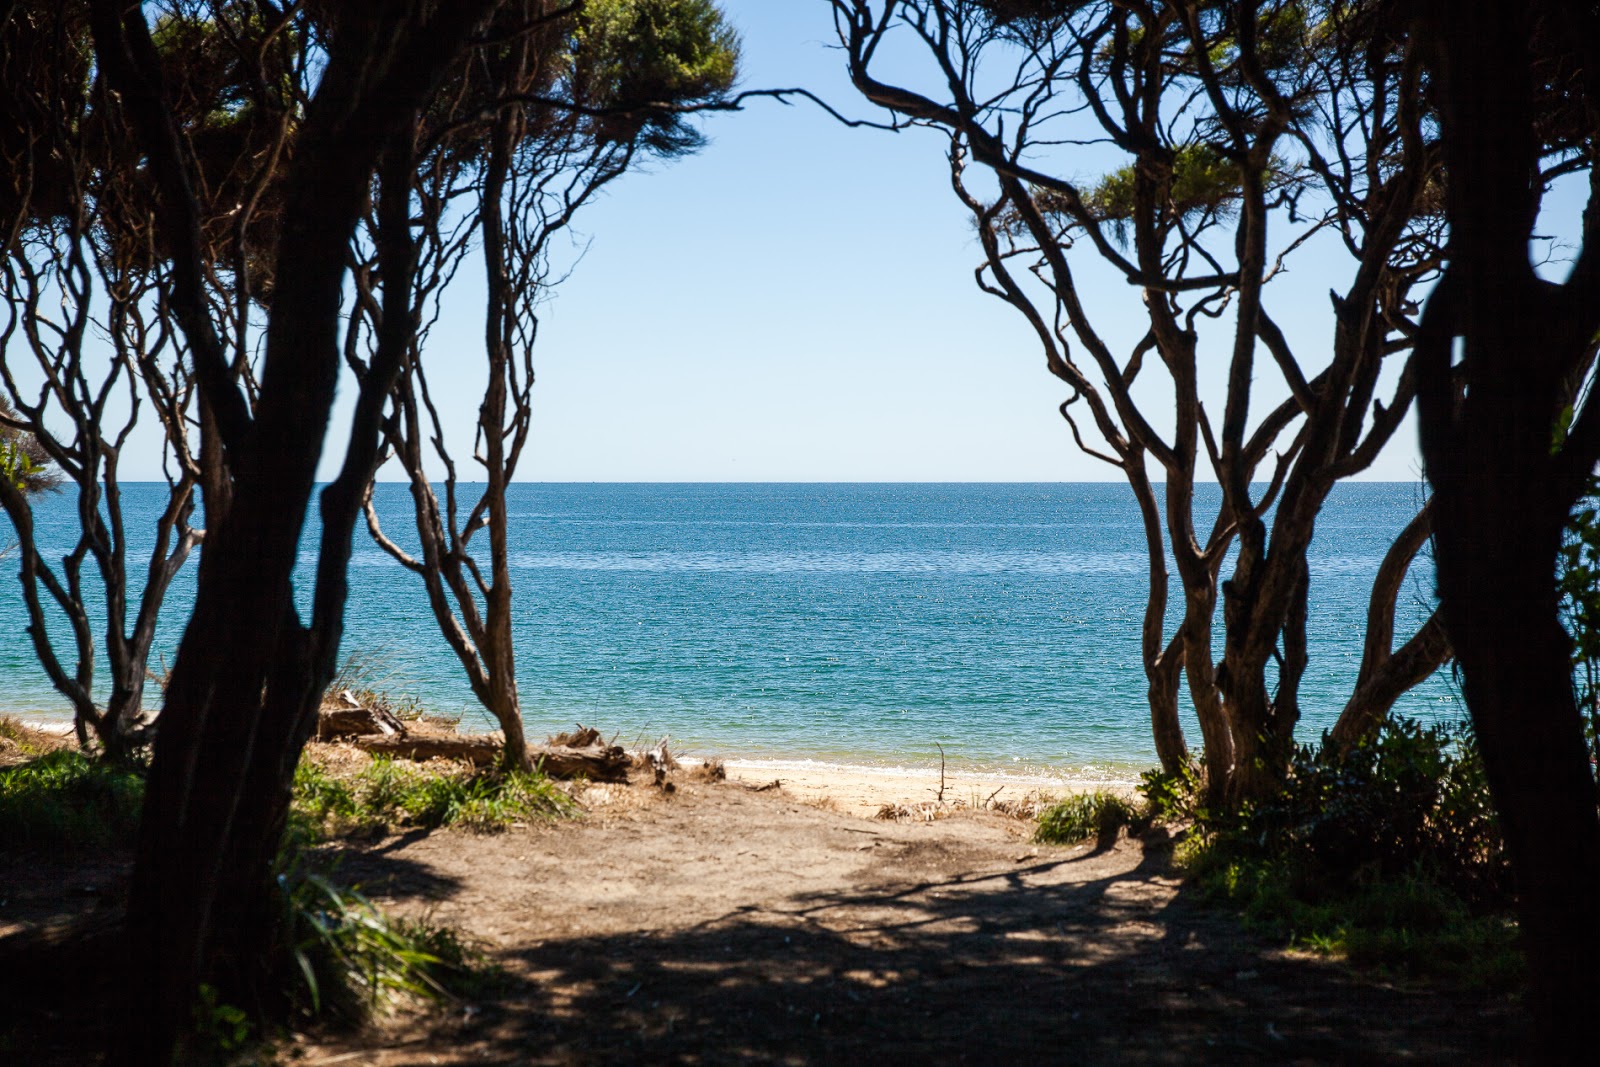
[0, 717, 74, 767]
[875, 788, 1064, 825]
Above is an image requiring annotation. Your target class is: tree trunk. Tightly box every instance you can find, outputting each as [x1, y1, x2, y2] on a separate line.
[1130, 462, 1188, 773]
[1414, 4, 1600, 1054]
[1332, 501, 1450, 750]
[1331, 613, 1450, 751]
[91, 3, 502, 1059]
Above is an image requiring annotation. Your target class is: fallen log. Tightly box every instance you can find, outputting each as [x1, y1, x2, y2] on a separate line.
[350, 732, 632, 782]
[317, 694, 408, 741]
[352, 734, 500, 765]
[532, 742, 631, 782]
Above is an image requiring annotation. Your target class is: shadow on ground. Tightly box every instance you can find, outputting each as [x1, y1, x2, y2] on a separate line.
[337, 832, 1521, 1066]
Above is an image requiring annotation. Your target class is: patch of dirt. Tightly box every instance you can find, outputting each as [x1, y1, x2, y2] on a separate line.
[291, 776, 1520, 1065]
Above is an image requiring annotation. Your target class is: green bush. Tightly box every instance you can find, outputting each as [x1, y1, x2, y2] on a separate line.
[1235, 718, 1509, 907]
[0, 749, 144, 853]
[1157, 717, 1520, 987]
[292, 757, 573, 838]
[1035, 791, 1137, 845]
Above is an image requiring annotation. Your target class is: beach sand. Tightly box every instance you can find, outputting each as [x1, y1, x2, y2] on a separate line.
[718, 758, 1134, 818]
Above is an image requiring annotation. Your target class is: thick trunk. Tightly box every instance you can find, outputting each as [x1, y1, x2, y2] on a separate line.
[1435, 503, 1600, 1059]
[95, 6, 499, 1059]
[1412, 3, 1600, 1054]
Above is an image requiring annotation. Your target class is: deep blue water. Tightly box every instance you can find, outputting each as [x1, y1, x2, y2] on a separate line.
[0, 482, 1454, 776]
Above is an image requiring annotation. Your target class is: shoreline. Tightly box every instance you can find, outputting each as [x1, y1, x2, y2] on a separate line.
[8, 714, 1139, 817]
[715, 757, 1124, 818]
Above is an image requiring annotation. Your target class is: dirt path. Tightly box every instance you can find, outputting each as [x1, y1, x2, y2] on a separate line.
[296, 778, 1518, 1065]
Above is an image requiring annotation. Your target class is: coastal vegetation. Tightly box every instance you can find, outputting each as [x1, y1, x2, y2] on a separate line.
[0, 0, 1594, 1062]
[834, 1, 1597, 1054]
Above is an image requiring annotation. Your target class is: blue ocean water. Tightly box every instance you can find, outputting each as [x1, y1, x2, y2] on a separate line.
[0, 482, 1454, 777]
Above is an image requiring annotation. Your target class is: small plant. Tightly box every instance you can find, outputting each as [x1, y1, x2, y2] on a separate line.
[1035, 791, 1137, 845]
[0, 749, 144, 853]
[1138, 763, 1202, 823]
[284, 868, 456, 1022]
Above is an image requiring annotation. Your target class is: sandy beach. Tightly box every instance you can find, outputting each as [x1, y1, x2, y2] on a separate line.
[717, 758, 1136, 818]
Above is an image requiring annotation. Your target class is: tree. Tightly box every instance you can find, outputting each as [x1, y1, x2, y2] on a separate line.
[359, 0, 739, 771]
[1409, 0, 1600, 1054]
[832, 0, 1448, 802]
[81, 0, 521, 1058]
[0, 394, 60, 557]
[0, 0, 203, 759]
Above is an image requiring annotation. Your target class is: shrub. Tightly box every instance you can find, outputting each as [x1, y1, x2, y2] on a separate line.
[1035, 791, 1137, 845]
[1237, 718, 1509, 907]
[1155, 717, 1520, 987]
[0, 749, 144, 853]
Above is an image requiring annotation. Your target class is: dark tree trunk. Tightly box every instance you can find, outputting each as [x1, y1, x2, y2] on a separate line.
[1414, 3, 1600, 1056]
[88, 2, 501, 1060]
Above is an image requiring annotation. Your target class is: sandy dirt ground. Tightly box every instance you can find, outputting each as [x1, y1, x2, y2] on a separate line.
[0, 722, 1522, 1064]
[276, 773, 1518, 1066]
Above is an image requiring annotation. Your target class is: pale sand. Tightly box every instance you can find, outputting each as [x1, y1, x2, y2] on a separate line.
[717, 758, 1137, 819]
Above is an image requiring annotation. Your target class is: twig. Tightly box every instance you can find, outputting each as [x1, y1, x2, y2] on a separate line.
[935, 742, 947, 803]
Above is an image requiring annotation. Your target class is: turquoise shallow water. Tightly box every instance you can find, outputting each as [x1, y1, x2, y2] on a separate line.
[0, 482, 1455, 778]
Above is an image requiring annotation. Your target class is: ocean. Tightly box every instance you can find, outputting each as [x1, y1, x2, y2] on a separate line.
[0, 482, 1455, 780]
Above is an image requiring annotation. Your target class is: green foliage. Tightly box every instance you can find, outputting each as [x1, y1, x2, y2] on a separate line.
[1035, 790, 1138, 845]
[1233, 718, 1509, 905]
[1559, 476, 1600, 767]
[0, 749, 144, 853]
[292, 757, 574, 838]
[281, 866, 464, 1023]
[1138, 763, 1202, 823]
[1155, 717, 1518, 986]
[573, 0, 740, 154]
[192, 984, 251, 1056]
[1082, 143, 1294, 243]
[0, 396, 59, 496]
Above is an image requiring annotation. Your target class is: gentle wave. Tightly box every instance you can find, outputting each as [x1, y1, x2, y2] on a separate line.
[502, 549, 1147, 575]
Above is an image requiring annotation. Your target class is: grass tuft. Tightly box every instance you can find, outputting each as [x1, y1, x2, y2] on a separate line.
[1034, 791, 1137, 845]
[0, 749, 144, 853]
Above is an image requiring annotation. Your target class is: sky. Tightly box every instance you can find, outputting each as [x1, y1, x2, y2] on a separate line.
[332, 0, 1436, 485]
[65, 1, 1573, 485]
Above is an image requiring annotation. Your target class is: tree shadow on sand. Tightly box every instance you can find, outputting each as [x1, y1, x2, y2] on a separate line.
[340, 832, 1521, 1065]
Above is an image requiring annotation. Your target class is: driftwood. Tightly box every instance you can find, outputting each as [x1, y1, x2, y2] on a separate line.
[352, 734, 500, 766]
[352, 722, 632, 782]
[317, 690, 409, 741]
[541, 725, 631, 781]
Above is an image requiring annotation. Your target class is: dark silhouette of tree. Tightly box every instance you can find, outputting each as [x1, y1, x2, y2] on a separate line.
[82, 0, 517, 1058]
[832, 0, 1447, 802]
[1409, 0, 1600, 1055]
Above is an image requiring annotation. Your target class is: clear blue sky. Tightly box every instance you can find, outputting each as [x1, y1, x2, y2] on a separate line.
[317, 0, 1432, 484]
